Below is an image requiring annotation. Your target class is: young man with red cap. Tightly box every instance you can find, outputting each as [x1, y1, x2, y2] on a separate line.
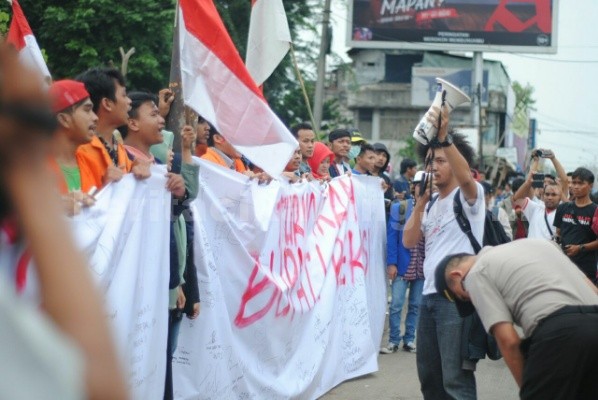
[49, 79, 98, 215]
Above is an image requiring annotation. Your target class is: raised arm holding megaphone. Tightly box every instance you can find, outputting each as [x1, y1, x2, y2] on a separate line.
[413, 78, 471, 145]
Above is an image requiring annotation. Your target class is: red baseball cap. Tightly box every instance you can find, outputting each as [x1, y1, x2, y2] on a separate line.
[49, 79, 90, 113]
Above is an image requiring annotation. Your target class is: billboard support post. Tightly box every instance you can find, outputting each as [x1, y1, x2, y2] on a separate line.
[314, 0, 332, 131]
[472, 51, 484, 172]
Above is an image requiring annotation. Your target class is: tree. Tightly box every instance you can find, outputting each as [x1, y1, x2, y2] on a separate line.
[214, 0, 334, 129]
[2, 0, 175, 91]
[2, 0, 342, 129]
[0, 10, 9, 36]
[398, 137, 419, 162]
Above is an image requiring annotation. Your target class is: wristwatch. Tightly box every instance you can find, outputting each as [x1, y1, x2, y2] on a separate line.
[580, 244, 586, 252]
[430, 135, 453, 148]
[439, 134, 453, 147]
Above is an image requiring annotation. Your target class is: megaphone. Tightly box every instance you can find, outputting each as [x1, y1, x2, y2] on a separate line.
[412, 78, 471, 145]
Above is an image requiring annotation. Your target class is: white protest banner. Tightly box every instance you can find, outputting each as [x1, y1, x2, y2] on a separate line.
[71, 166, 172, 400]
[173, 161, 387, 399]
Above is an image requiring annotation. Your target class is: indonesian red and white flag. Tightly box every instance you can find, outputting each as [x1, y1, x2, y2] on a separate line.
[7, 0, 51, 81]
[246, 0, 292, 86]
[177, 0, 297, 177]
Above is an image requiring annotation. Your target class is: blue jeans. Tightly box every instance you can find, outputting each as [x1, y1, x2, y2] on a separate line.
[417, 293, 477, 400]
[388, 278, 424, 345]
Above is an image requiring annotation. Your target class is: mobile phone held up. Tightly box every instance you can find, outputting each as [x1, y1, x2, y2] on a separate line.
[532, 173, 545, 188]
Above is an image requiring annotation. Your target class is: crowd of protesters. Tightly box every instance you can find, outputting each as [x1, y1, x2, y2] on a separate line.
[0, 44, 396, 399]
[2, 38, 598, 399]
[379, 101, 598, 399]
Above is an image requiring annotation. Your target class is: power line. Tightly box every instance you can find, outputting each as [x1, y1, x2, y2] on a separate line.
[505, 53, 598, 64]
[539, 128, 597, 135]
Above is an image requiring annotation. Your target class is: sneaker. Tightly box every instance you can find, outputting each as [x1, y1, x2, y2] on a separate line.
[403, 342, 416, 353]
[380, 342, 399, 354]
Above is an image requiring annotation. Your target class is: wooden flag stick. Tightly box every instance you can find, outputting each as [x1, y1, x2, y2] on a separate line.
[290, 43, 317, 132]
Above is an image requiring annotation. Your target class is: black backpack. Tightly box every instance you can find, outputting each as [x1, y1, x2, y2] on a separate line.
[453, 189, 511, 252]
[427, 189, 512, 251]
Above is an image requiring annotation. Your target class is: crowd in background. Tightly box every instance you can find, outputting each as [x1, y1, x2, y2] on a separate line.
[3, 39, 598, 399]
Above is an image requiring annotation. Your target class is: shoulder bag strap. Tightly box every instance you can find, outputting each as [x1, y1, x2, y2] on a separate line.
[543, 209, 554, 236]
[453, 189, 482, 254]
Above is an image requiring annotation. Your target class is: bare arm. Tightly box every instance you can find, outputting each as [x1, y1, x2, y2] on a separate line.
[7, 168, 129, 400]
[491, 322, 524, 388]
[0, 44, 128, 400]
[430, 105, 477, 202]
[565, 239, 598, 258]
[180, 125, 196, 165]
[403, 185, 430, 248]
[548, 151, 569, 200]
[512, 170, 533, 204]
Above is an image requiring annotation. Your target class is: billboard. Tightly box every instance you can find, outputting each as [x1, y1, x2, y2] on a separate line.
[348, 0, 558, 54]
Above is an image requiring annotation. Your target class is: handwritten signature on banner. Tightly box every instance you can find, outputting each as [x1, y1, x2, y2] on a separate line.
[234, 178, 370, 328]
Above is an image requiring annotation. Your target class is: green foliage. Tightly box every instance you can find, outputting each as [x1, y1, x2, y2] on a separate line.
[512, 81, 536, 111]
[398, 137, 419, 162]
[2, 0, 175, 91]
[2, 0, 343, 129]
[0, 11, 9, 36]
[215, 0, 346, 130]
[510, 80, 536, 140]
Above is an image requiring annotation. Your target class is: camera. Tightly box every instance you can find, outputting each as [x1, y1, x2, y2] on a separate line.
[533, 149, 553, 158]
[413, 170, 431, 195]
[531, 173, 545, 188]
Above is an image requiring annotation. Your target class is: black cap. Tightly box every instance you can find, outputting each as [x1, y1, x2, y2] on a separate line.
[328, 128, 351, 143]
[434, 254, 476, 318]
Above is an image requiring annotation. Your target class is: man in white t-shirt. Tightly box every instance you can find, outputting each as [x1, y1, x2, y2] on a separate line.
[513, 172, 564, 240]
[403, 104, 484, 400]
[435, 239, 598, 400]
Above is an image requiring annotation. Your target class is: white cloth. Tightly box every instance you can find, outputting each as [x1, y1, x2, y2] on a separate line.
[496, 206, 514, 241]
[0, 275, 84, 400]
[421, 183, 485, 295]
[522, 197, 556, 239]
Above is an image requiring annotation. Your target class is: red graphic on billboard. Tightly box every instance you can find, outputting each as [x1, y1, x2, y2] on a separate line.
[350, 0, 556, 52]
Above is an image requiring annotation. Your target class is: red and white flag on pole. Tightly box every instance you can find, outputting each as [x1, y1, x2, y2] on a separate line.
[245, 0, 291, 86]
[177, 0, 297, 177]
[7, 0, 51, 81]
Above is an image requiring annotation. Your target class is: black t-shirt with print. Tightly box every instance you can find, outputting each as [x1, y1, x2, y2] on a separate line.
[554, 202, 598, 279]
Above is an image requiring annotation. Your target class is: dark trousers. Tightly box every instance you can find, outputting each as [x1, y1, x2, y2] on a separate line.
[520, 305, 598, 400]
[164, 309, 183, 400]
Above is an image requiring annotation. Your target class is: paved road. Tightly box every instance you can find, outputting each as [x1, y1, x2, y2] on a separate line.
[320, 308, 519, 399]
[320, 349, 518, 400]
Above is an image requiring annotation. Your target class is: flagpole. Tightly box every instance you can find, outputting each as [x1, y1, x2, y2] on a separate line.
[289, 44, 317, 132]
[313, 0, 332, 131]
[166, 1, 186, 150]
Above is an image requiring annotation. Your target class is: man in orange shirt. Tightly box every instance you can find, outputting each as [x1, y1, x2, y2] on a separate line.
[194, 115, 210, 157]
[201, 127, 248, 173]
[75, 67, 149, 192]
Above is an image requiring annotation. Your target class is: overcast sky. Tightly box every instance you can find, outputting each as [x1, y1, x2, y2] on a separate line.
[326, 0, 598, 172]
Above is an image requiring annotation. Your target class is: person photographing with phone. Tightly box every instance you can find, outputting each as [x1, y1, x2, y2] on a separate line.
[512, 148, 568, 240]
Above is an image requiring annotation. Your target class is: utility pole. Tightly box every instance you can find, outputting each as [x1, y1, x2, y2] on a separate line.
[313, 0, 332, 132]
[472, 51, 484, 172]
